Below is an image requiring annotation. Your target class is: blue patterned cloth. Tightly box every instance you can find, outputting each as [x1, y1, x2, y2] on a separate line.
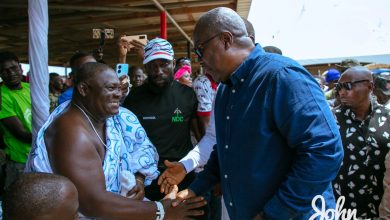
[26, 100, 159, 193]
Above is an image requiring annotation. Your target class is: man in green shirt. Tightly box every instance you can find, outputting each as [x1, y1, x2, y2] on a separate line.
[0, 51, 32, 188]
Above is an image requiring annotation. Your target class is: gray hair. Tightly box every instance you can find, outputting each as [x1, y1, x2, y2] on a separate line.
[194, 7, 248, 41]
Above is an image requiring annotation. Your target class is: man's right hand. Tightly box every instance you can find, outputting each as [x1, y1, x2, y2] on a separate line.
[158, 160, 187, 194]
[172, 189, 197, 207]
[162, 195, 206, 220]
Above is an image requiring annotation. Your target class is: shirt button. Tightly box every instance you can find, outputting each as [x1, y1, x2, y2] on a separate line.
[225, 145, 229, 149]
[224, 174, 228, 179]
[240, 78, 244, 82]
[226, 116, 230, 120]
[232, 89, 236, 93]
[229, 202, 233, 206]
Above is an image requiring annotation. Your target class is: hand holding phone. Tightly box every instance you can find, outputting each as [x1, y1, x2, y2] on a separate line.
[120, 35, 147, 48]
[116, 64, 128, 78]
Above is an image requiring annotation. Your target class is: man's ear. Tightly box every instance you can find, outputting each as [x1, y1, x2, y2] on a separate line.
[368, 81, 374, 92]
[18, 64, 23, 74]
[77, 82, 89, 97]
[221, 32, 234, 50]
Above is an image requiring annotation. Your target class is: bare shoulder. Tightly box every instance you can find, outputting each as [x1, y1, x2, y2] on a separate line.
[45, 109, 102, 172]
[44, 108, 109, 212]
[46, 109, 90, 150]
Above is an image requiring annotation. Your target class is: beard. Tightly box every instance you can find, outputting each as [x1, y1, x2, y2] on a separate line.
[147, 74, 173, 93]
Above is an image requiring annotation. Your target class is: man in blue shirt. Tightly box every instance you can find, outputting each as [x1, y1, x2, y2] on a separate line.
[176, 7, 344, 220]
[58, 52, 96, 105]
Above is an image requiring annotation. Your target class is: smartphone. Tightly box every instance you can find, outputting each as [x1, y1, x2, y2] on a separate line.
[116, 64, 128, 78]
[120, 34, 147, 48]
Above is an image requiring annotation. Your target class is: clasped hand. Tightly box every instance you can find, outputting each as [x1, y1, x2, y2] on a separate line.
[126, 176, 145, 200]
[162, 187, 206, 220]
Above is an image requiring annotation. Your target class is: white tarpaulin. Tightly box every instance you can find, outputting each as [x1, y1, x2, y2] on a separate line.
[248, 0, 390, 61]
[28, 0, 49, 140]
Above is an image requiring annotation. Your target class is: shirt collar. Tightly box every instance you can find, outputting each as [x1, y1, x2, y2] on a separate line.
[223, 44, 265, 87]
[341, 98, 380, 121]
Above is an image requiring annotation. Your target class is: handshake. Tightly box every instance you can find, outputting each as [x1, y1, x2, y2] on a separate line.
[160, 185, 206, 219]
[157, 160, 207, 219]
[121, 167, 206, 219]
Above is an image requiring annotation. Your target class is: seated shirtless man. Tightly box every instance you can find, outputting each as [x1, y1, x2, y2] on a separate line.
[26, 62, 205, 220]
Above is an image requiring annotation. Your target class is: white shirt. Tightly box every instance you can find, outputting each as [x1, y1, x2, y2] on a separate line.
[180, 98, 216, 172]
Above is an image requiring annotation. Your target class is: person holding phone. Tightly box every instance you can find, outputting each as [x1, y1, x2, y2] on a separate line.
[118, 34, 147, 63]
[117, 35, 148, 104]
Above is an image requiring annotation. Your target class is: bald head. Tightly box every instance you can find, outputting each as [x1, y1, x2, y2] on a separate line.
[341, 66, 373, 82]
[74, 62, 113, 87]
[3, 173, 78, 220]
[194, 7, 248, 44]
[192, 7, 255, 83]
[338, 66, 374, 112]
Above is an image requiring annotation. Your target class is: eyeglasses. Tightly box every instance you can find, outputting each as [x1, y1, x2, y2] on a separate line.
[335, 80, 371, 91]
[193, 33, 220, 58]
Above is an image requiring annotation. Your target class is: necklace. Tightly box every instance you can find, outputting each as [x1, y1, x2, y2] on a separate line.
[73, 103, 107, 149]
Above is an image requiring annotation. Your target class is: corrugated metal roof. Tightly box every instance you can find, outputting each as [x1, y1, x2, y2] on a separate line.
[299, 54, 390, 66]
[236, 0, 252, 18]
[0, 0, 248, 66]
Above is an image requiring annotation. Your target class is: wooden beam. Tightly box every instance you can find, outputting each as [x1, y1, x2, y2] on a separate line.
[0, 2, 156, 12]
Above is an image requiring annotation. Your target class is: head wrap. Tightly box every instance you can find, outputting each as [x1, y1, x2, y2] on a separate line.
[174, 65, 191, 80]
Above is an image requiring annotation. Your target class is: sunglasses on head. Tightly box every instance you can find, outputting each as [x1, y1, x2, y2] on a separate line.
[335, 80, 371, 91]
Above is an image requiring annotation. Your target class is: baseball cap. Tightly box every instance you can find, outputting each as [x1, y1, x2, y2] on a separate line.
[374, 74, 390, 95]
[325, 68, 341, 83]
[143, 38, 174, 64]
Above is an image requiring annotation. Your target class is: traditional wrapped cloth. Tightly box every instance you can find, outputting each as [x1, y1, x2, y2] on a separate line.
[26, 100, 159, 191]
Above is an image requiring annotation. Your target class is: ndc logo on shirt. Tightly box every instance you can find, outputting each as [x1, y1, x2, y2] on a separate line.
[172, 108, 184, 123]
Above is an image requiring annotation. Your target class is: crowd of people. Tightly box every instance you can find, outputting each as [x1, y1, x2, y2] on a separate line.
[0, 6, 389, 220]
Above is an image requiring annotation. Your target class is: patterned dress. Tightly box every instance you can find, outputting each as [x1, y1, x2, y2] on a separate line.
[333, 101, 390, 219]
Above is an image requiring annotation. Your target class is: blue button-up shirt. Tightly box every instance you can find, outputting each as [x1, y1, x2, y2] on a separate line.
[189, 45, 343, 220]
[58, 87, 73, 105]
